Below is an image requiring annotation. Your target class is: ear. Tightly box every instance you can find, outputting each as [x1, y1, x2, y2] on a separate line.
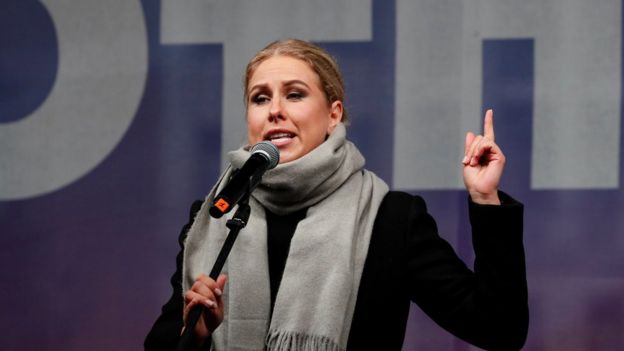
[326, 100, 343, 134]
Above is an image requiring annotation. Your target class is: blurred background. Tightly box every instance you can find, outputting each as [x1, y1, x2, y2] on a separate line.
[1, 1, 623, 350]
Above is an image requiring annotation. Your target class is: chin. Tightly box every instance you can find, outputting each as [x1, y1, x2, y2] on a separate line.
[278, 156, 295, 164]
[275, 146, 300, 164]
[278, 152, 300, 164]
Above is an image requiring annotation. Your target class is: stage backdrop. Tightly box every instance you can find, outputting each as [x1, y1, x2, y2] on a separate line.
[2, 1, 623, 350]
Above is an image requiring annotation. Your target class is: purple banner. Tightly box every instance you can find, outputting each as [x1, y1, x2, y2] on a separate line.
[1, 1, 623, 350]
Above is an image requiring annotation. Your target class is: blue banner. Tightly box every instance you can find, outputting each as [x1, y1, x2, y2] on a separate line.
[1, 1, 623, 349]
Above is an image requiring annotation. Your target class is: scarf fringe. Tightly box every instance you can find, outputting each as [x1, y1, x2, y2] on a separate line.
[266, 330, 342, 351]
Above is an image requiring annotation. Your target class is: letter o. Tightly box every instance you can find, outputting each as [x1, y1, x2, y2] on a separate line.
[0, 1, 147, 200]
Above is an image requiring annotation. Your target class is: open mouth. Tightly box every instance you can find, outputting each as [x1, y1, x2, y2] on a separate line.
[264, 130, 296, 145]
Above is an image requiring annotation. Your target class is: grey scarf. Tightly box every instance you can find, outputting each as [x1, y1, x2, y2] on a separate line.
[183, 124, 388, 350]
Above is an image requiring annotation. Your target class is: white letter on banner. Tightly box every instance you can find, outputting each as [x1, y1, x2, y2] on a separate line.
[0, 1, 148, 200]
[394, 0, 621, 189]
[160, 0, 372, 169]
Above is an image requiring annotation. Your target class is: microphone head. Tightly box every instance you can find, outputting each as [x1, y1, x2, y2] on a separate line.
[250, 141, 280, 169]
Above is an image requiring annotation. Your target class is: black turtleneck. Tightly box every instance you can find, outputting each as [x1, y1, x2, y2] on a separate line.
[265, 207, 308, 313]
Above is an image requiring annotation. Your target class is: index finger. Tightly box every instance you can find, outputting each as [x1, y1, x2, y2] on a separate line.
[484, 109, 495, 141]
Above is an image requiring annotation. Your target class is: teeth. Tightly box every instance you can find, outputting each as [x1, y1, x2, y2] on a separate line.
[269, 133, 292, 140]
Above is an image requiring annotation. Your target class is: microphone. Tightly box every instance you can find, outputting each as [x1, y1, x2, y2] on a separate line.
[209, 141, 279, 218]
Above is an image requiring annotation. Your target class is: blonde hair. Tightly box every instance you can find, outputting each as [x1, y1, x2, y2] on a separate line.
[244, 39, 349, 124]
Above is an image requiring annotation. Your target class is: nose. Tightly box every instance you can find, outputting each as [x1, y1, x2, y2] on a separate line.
[268, 97, 284, 123]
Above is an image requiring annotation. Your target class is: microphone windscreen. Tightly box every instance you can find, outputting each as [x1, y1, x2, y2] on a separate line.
[250, 141, 280, 169]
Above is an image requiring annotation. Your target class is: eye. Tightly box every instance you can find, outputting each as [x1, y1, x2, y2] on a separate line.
[251, 93, 269, 105]
[287, 90, 305, 100]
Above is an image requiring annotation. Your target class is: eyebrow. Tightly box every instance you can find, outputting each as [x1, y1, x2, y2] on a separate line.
[283, 79, 310, 88]
[248, 79, 311, 94]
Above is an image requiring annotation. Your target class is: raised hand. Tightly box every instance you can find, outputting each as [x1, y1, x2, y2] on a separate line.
[462, 109, 505, 205]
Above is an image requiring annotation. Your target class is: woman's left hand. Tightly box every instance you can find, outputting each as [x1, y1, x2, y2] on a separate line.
[462, 109, 505, 205]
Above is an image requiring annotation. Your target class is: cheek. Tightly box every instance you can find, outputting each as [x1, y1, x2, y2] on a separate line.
[246, 112, 263, 143]
[300, 111, 331, 147]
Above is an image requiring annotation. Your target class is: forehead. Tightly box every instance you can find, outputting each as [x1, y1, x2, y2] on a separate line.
[248, 55, 320, 87]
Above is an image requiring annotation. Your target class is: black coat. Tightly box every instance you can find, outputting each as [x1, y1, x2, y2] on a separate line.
[145, 191, 528, 350]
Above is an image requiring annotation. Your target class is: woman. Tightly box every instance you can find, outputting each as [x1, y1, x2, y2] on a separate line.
[145, 39, 528, 351]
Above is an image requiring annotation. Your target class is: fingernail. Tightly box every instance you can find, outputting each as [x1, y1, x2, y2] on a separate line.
[461, 156, 469, 164]
[205, 299, 215, 308]
[214, 288, 223, 297]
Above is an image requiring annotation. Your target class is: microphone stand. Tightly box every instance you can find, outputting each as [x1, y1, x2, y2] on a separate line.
[176, 190, 252, 351]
